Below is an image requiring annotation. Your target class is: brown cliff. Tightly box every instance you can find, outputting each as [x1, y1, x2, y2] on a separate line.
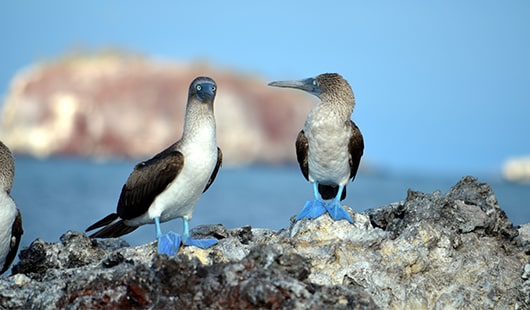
[0, 52, 314, 165]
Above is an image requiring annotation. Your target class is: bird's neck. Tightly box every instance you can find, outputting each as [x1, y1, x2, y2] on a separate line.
[0, 173, 13, 195]
[310, 93, 355, 124]
[181, 101, 216, 145]
[0, 149, 14, 193]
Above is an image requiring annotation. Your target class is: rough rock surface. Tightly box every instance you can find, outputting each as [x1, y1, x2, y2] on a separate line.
[0, 52, 314, 165]
[1, 176, 528, 309]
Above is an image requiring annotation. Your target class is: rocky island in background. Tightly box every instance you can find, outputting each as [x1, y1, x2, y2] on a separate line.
[0, 176, 528, 309]
[0, 51, 320, 166]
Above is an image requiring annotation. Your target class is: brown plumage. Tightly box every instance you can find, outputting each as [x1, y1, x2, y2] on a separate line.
[1, 210, 22, 274]
[86, 77, 222, 240]
[270, 73, 364, 202]
[0, 141, 23, 274]
[86, 147, 223, 238]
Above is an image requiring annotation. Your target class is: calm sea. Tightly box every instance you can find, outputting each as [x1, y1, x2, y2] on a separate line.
[11, 157, 530, 250]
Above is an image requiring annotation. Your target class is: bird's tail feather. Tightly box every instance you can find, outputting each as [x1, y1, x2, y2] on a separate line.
[88, 220, 139, 238]
[86, 213, 119, 232]
[318, 184, 347, 201]
[86, 213, 138, 238]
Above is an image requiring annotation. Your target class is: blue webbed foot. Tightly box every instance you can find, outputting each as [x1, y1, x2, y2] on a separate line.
[326, 201, 353, 223]
[296, 199, 327, 221]
[181, 218, 218, 249]
[183, 237, 218, 249]
[157, 231, 182, 255]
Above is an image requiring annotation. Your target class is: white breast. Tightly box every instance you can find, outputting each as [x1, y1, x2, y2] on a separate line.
[126, 124, 218, 226]
[0, 192, 17, 268]
[153, 143, 217, 222]
[305, 106, 351, 186]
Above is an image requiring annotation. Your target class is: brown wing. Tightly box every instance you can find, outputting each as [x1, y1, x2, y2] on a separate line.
[295, 130, 309, 181]
[348, 120, 364, 182]
[117, 150, 184, 220]
[1, 209, 23, 275]
[203, 147, 223, 193]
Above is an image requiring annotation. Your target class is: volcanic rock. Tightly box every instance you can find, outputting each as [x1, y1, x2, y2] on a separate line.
[0, 176, 527, 309]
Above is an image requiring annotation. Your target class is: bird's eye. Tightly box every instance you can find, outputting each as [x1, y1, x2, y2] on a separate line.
[196, 85, 202, 91]
[211, 86, 216, 92]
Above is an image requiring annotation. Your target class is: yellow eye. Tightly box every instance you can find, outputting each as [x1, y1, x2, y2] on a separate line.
[211, 86, 216, 91]
[197, 85, 202, 91]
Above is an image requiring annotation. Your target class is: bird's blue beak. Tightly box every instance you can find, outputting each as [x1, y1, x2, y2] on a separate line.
[268, 77, 322, 96]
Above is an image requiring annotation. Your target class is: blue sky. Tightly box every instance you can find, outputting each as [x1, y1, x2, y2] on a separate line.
[1, 1, 529, 175]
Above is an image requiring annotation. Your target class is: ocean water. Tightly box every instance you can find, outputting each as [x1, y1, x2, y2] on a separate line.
[10, 157, 530, 251]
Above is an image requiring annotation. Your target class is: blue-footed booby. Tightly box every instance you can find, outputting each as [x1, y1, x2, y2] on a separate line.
[0, 141, 23, 275]
[268, 73, 364, 223]
[86, 77, 222, 255]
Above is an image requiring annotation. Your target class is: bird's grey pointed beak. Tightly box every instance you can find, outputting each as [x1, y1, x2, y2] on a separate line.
[268, 78, 322, 96]
[268, 79, 312, 92]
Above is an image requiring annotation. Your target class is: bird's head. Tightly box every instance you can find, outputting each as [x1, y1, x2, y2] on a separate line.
[189, 76, 217, 103]
[268, 73, 351, 101]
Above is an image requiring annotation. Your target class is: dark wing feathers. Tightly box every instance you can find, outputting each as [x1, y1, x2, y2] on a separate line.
[203, 147, 222, 193]
[295, 130, 309, 181]
[348, 120, 364, 182]
[86, 149, 184, 238]
[117, 150, 184, 220]
[1, 209, 23, 274]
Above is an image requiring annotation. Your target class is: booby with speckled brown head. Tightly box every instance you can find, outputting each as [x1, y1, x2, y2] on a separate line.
[269, 73, 364, 223]
[0, 141, 23, 274]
